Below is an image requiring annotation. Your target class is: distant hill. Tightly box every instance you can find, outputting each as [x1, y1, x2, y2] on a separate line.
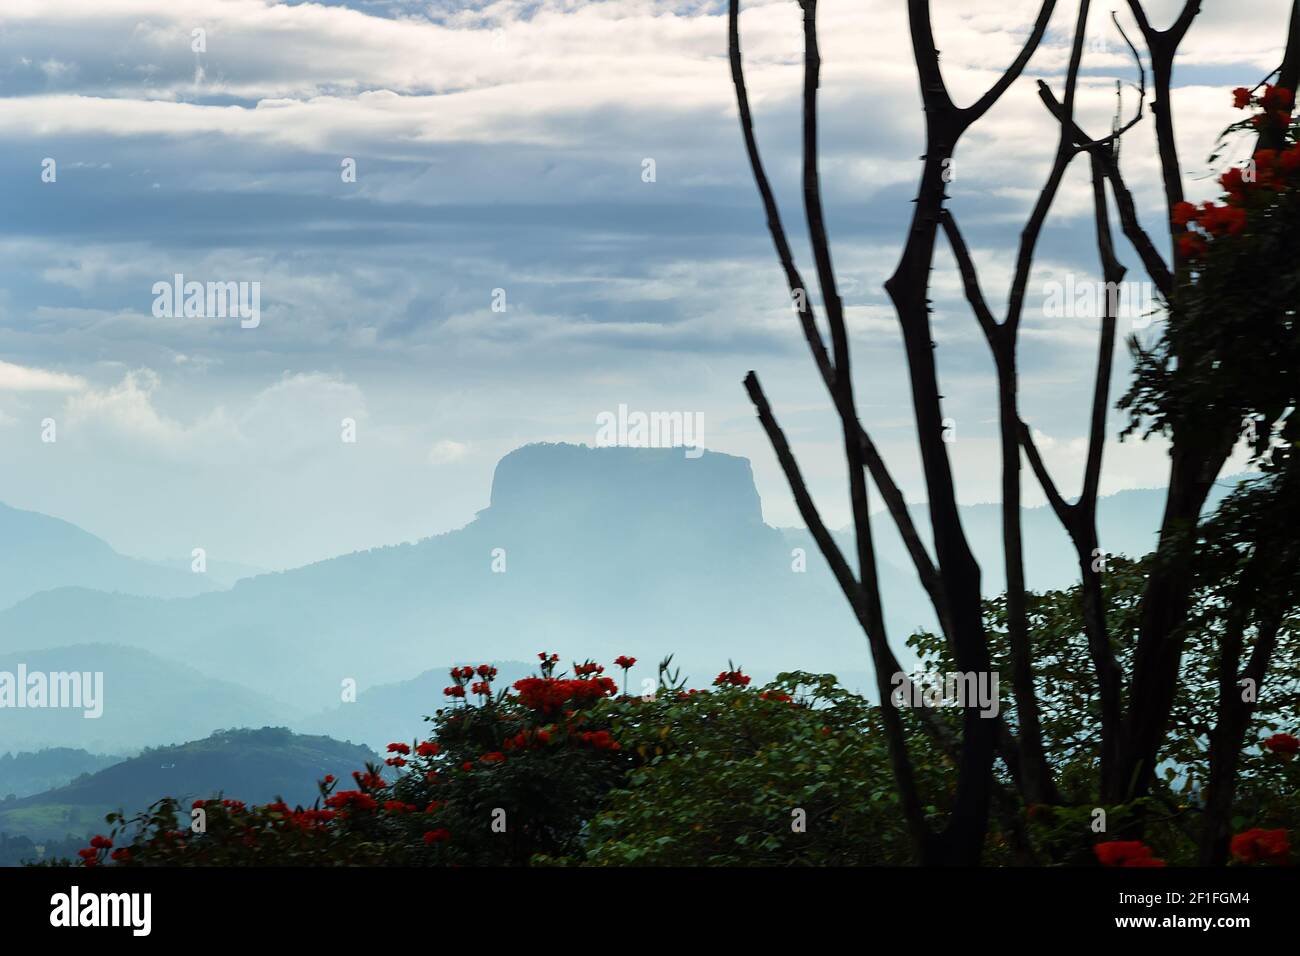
[0, 444, 871, 713]
[0, 644, 295, 754]
[0, 501, 224, 610]
[0, 444, 1251, 727]
[0, 727, 377, 843]
[297, 660, 538, 751]
[0, 748, 121, 800]
[865, 480, 1241, 598]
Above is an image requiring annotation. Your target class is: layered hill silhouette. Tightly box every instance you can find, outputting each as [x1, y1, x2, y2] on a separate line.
[0, 443, 1244, 752]
[0, 748, 119, 800]
[0, 445, 873, 714]
[0, 644, 294, 755]
[0, 501, 229, 610]
[0, 727, 376, 843]
[297, 660, 539, 751]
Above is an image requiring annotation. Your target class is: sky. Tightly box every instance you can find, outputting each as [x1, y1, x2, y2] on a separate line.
[0, 0, 1288, 570]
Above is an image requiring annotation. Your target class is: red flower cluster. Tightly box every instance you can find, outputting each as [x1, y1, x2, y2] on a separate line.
[324, 790, 378, 812]
[1230, 828, 1291, 865]
[714, 669, 751, 687]
[614, 655, 637, 669]
[503, 726, 555, 751]
[574, 662, 605, 676]
[513, 675, 618, 712]
[1094, 840, 1166, 867]
[759, 690, 793, 703]
[1171, 85, 1300, 261]
[576, 730, 621, 751]
[423, 828, 451, 845]
[443, 685, 466, 698]
[1234, 83, 1294, 124]
[349, 770, 384, 791]
[1263, 732, 1299, 757]
[416, 742, 440, 757]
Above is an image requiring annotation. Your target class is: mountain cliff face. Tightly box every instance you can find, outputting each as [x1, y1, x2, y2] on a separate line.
[0, 444, 866, 716]
[0, 443, 1239, 749]
[487, 443, 765, 531]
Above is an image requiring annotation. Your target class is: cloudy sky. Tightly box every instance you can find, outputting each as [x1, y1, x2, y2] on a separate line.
[0, 0, 1287, 570]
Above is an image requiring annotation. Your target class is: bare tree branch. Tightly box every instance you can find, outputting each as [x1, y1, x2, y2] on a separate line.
[728, 0, 950, 644]
[964, 0, 1060, 125]
[1037, 83, 1172, 296]
[743, 370, 929, 857]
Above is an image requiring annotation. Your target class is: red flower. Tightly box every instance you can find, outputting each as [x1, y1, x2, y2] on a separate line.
[77, 848, 98, 860]
[89, 835, 113, 850]
[1171, 200, 1198, 225]
[1233, 86, 1253, 109]
[476, 664, 497, 679]
[444, 685, 466, 698]
[513, 675, 618, 712]
[1094, 840, 1157, 867]
[578, 730, 622, 751]
[1230, 828, 1291, 865]
[1262, 85, 1294, 111]
[1263, 733, 1299, 757]
[480, 751, 506, 763]
[713, 669, 751, 687]
[423, 828, 451, 845]
[416, 742, 440, 757]
[387, 742, 411, 755]
[323, 774, 335, 783]
[461, 762, 474, 772]
[614, 655, 637, 669]
[110, 848, 131, 863]
[325, 790, 378, 812]
[1177, 234, 1206, 259]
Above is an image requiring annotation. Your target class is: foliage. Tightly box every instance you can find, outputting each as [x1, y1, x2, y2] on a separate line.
[1122, 84, 1299, 462]
[48, 619, 1296, 867]
[907, 554, 1300, 865]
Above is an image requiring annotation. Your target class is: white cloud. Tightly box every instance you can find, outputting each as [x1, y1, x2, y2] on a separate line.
[428, 439, 468, 465]
[0, 359, 87, 392]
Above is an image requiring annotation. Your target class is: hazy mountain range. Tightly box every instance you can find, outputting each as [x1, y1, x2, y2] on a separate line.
[0, 442, 1241, 761]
